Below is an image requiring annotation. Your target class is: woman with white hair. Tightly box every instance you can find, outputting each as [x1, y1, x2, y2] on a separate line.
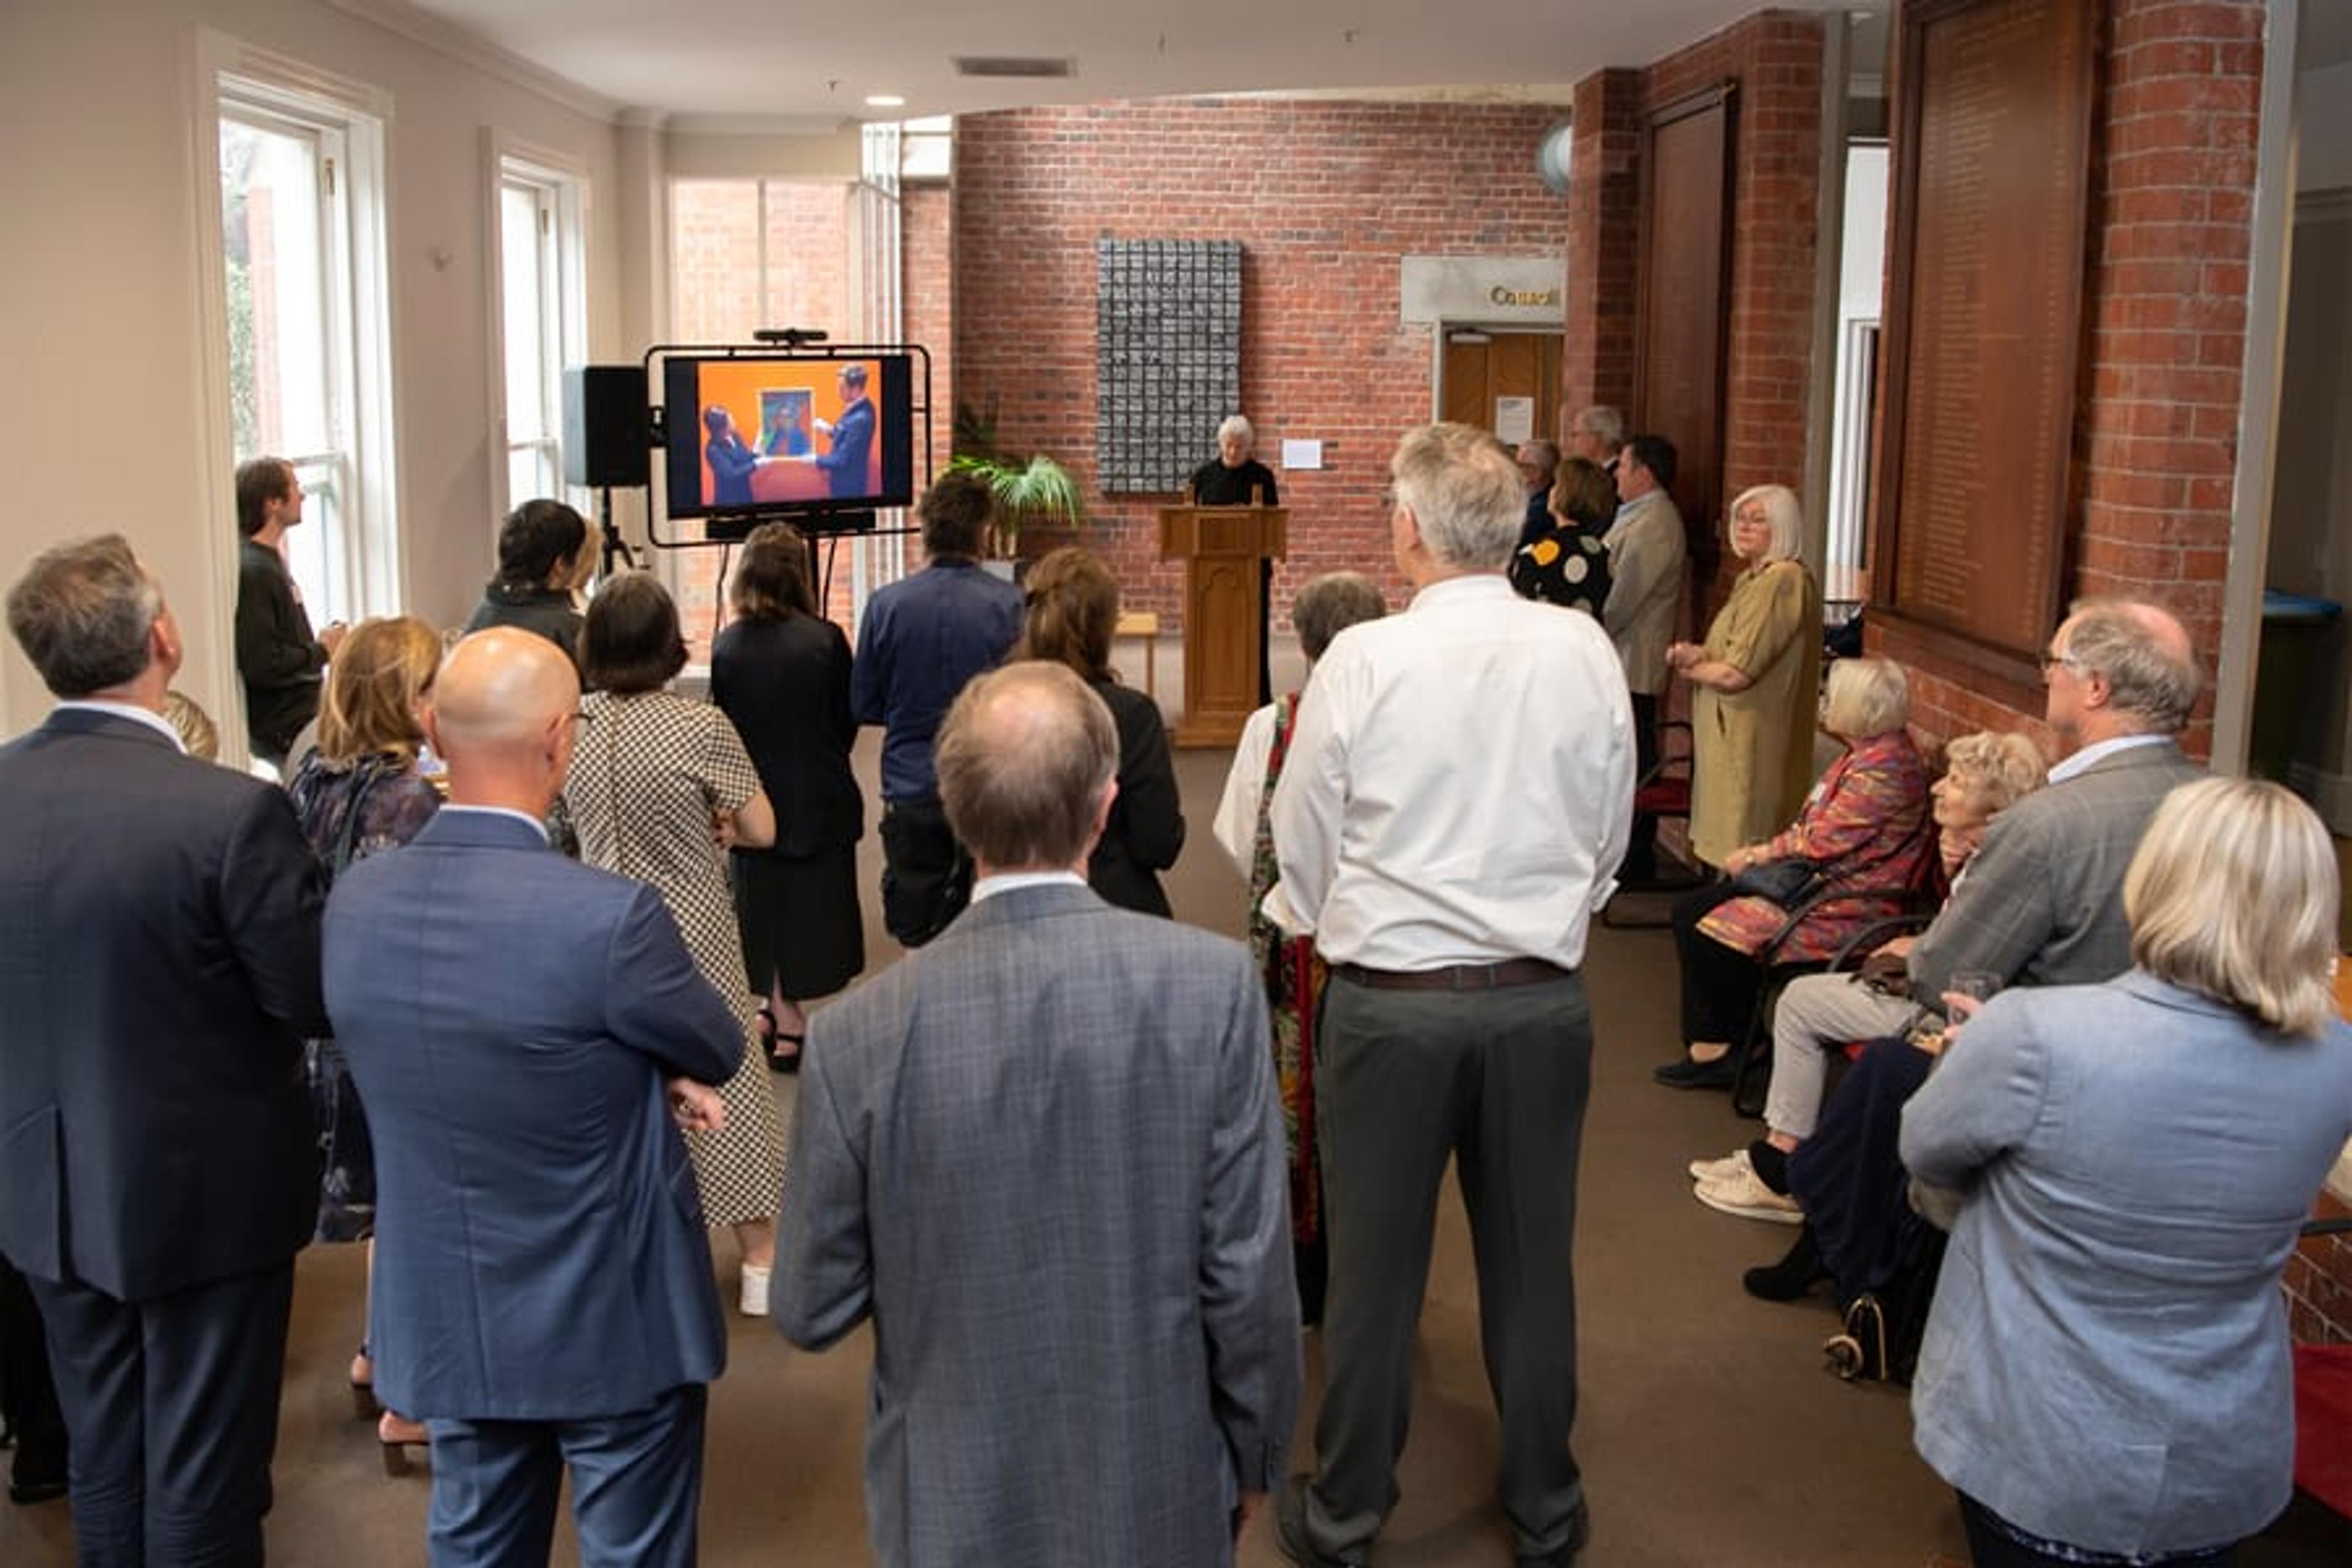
[1902, 776, 2352, 1566]
[1654, 656, 1931, 1094]
[1190, 414, 1281, 703]
[1665, 483, 1823, 869]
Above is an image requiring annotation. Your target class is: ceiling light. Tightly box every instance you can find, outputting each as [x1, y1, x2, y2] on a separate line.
[865, 94, 905, 108]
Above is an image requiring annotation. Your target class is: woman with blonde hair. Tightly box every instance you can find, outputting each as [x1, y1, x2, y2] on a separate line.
[1665, 483, 1822, 869]
[1902, 776, 2352, 1565]
[284, 615, 444, 1456]
[1017, 546, 1185, 915]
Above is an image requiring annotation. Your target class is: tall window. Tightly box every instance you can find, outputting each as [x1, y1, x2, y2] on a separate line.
[497, 156, 587, 516]
[216, 72, 395, 626]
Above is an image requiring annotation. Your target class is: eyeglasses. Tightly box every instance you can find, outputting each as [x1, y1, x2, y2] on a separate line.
[2039, 647, 2082, 674]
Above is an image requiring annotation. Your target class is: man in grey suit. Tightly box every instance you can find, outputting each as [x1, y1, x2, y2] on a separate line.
[1908, 595, 2205, 1001]
[777, 660, 1300, 1568]
[1, 535, 328, 1564]
[325, 630, 742, 1567]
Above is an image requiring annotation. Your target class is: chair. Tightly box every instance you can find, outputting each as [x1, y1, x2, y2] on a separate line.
[1602, 720, 1705, 929]
[1724, 860, 1943, 1120]
[2294, 1216, 2352, 1523]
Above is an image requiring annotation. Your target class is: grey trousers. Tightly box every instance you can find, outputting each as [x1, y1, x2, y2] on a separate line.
[1302, 970, 1593, 1562]
[1762, 973, 1925, 1140]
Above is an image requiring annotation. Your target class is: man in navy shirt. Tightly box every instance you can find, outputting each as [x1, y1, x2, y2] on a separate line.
[851, 472, 1023, 945]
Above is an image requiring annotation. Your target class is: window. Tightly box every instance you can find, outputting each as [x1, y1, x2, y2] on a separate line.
[215, 68, 396, 627]
[496, 155, 588, 516]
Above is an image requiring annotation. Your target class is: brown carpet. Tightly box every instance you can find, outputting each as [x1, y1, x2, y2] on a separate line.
[6, 723, 2344, 1566]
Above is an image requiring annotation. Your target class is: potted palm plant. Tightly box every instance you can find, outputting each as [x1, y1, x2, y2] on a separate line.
[949, 398, 1085, 565]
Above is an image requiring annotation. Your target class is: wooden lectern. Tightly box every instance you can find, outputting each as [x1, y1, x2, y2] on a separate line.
[1158, 499, 1286, 747]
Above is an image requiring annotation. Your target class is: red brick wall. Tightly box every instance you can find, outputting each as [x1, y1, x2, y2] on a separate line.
[1562, 70, 1642, 424]
[2290, 1188, 2352, 1347]
[1645, 11, 1827, 612]
[1870, 0, 2261, 758]
[952, 99, 1572, 630]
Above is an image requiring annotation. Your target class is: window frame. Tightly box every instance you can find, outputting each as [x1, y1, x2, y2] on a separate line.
[486, 135, 590, 524]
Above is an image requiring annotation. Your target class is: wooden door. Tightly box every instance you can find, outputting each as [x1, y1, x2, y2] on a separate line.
[1440, 330, 1562, 445]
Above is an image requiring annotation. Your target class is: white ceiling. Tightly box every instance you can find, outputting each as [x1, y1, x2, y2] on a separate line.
[350, 0, 1868, 128]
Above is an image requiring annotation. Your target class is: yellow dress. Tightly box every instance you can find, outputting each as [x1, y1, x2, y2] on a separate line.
[1689, 559, 1822, 868]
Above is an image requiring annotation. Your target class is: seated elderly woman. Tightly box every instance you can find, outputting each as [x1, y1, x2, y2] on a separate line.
[1212, 570, 1388, 1326]
[1017, 547, 1185, 916]
[1687, 729, 2046, 1221]
[1903, 777, 2352, 1567]
[1654, 655, 1932, 1095]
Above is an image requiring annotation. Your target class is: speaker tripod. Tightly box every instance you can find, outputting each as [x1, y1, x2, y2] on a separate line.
[597, 487, 637, 577]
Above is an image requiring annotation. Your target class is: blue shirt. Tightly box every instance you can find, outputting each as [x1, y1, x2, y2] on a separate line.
[850, 560, 1022, 802]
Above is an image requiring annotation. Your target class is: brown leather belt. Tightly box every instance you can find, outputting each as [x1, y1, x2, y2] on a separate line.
[1333, 958, 1569, 992]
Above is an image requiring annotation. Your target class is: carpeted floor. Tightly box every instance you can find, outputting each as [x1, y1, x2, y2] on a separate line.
[6, 670, 2345, 1565]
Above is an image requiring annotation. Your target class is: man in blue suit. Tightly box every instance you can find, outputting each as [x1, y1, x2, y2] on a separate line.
[1, 535, 328, 1563]
[812, 363, 876, 499]
[325, 628, 741, 1567]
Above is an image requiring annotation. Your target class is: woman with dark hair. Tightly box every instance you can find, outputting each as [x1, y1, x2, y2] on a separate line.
[710, 524, 864, 1072]
[565, 573, 788, 1315]
[1016, 546, 1185, 915]
[284, 614, 443, 1457]
[1509, 454, 1616, 617]
[703, 405, 763, 507]
[462, 499, 589, 659]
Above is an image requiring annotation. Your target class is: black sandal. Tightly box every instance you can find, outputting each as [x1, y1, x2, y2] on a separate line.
[758, 1007, 805, 1074]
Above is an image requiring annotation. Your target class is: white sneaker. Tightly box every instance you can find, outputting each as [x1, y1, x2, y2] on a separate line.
[1687, 1147, 1751, 1185]
[739, 1263, 772, 1317]
[1694, 1164, 1803, 1224]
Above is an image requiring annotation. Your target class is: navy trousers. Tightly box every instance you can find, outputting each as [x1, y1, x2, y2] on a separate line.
[29, 1260, 295, 1567]
[424, 1381, 707, 1568]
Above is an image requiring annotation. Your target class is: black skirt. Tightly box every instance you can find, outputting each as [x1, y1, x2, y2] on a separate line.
[733, 840, 865, 1001]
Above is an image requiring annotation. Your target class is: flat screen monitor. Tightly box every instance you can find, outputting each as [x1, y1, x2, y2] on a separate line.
[660, 352, 916, 528]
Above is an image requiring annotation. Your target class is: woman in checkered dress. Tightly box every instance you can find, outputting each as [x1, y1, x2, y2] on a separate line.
[566, 573, 787, 1316]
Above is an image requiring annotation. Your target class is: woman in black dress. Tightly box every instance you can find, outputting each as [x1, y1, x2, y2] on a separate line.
[711, 524, 865, 1070]
[462, 499, 589, 662]
[1016, 546, 1185, 916]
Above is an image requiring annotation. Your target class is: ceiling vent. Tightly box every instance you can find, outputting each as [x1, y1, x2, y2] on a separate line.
[952, 56, 1076, 79]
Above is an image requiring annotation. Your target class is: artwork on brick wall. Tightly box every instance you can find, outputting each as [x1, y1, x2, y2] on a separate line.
[1095, 239, 1242, 494]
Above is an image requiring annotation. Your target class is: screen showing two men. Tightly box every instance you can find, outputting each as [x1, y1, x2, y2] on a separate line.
[662, 354, 914, 521]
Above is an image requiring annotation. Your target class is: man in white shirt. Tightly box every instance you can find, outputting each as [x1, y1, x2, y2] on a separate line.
[1267, 424, 1635, 1568]
[1599, 433, 1688, 883]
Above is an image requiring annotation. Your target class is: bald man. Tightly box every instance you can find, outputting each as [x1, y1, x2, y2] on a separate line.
[325, 629, 742, 1567]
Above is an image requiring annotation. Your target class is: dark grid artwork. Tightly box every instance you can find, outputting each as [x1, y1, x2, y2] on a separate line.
[1095, 239, 1242, 494]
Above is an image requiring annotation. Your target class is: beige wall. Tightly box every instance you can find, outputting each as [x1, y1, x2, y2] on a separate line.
[0, 0, 630, 742]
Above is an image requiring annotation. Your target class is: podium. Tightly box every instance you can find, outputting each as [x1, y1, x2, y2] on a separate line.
[1158, 500, 1286, 747]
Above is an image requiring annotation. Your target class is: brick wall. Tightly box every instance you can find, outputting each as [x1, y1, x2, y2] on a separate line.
[1562, 69, 1642, 423]
[1869, 0, 2261, 758]
[2290, 1188, 2352, 1347]
[952, 99, 1572, 630]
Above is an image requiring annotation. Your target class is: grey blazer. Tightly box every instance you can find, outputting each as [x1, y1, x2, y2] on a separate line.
[1902, 973, 2352, 1554]
[1910, 740, 2203, 1000]
[777, 881, 1300, 1568]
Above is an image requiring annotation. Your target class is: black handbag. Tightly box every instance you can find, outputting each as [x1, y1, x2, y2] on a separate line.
[1729, 858, 1821, 905]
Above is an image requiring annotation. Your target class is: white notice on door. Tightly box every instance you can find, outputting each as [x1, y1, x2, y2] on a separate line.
[1494, 396, 1535, 445]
